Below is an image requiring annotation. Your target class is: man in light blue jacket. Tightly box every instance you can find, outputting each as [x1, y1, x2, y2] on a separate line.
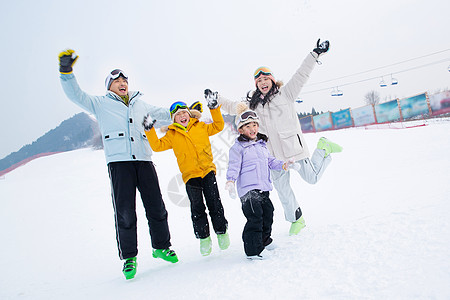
[58, 49, 178, 280]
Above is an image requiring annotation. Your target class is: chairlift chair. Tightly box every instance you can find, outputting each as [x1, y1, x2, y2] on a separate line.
[331, 87, 343, 96]
[390, 75, 398, 85]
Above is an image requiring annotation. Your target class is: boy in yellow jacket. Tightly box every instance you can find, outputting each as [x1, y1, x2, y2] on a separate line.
[143, 94, 229, 256]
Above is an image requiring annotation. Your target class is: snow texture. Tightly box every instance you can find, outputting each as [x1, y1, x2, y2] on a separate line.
[1, 119, 449, 300]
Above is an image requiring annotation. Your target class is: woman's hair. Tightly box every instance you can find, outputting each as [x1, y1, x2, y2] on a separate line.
[246, 82, 280, 110]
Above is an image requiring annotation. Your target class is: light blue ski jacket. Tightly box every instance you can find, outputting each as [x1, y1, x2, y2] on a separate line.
[60, 73, 171, 164]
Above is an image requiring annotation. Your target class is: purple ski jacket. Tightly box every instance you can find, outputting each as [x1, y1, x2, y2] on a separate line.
[227, 137, 284, 198]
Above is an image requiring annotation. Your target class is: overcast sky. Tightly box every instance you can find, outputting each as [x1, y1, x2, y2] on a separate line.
[1, 0, 449, 159]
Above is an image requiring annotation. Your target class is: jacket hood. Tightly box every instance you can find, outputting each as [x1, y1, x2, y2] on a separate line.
[160, 111, 201, 133]
[236, 136, 266, 148]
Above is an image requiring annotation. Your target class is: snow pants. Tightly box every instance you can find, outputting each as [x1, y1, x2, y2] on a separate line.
[271, 148, 332, 223]
[241, 190, 274, 256]
[185, 171, 228, 239]
[108, 161, 171, 260]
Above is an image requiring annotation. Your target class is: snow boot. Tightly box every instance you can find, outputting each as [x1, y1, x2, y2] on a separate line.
[122, 257, 137, 280]
[246, 254, 264, 260]
[289, 216, 306, 236]
[217, 231, 230, 250]
[152, 248, 179, 263]
[317, 137, 343, 157]
[200, 236, 212, 256]
[265, 239, 277, 251]
[247, 249, 269, 260]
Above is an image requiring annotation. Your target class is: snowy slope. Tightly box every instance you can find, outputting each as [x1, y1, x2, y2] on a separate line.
[1, 120, 450, 300]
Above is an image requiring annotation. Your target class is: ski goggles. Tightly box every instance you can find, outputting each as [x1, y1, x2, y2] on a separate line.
[238, 110, 258, 123]
[170, 101, 188, 115]
[109, 69, 128, 80]
[253, 67, 273, 79]
[105, 69, 128, 89]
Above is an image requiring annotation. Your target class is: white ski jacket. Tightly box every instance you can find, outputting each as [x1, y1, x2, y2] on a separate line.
[219, 52, 318, 162]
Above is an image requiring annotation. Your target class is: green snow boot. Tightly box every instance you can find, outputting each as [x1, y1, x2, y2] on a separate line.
[152, 248, 179, 263]
[200, 236, 212, 256]
[289, 216, 306, 236]
[217, 231, 230, 250]
[317, 137, 343, 157]
[122, 257, 137, 280]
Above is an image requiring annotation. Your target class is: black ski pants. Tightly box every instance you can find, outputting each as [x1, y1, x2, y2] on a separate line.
[108, 161, 171, 260]
[185, 171, 228, 239]
[241, 190, 274, 256]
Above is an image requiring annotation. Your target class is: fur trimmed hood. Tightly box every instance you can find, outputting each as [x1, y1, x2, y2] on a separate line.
[160, 109, 202, 133]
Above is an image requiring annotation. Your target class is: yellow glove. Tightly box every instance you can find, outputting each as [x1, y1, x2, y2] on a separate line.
[58, 49, 78, 74]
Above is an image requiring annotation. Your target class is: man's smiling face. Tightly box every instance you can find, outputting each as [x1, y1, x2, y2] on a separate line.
[109, 77, 128, 96]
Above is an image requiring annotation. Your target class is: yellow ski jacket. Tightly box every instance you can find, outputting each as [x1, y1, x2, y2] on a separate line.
[145, 106, 224, 183]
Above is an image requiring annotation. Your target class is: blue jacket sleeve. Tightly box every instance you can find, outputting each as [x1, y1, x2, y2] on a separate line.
[60, 73, 98, 114]
[145, 103, 171, 123]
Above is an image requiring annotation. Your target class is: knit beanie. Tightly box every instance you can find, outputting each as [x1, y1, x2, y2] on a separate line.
[236, 103, 259, 129]
[105, 69, 128, 90]
[253, 66, 276, 87]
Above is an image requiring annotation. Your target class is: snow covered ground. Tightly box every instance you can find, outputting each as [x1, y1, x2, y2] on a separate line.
[1, 119, 449, 300]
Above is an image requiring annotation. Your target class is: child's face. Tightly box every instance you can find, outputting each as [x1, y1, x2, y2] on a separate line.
[238, 122, 259, 140]
[256, 75, 273, 96]
[174, 111, 190, 127]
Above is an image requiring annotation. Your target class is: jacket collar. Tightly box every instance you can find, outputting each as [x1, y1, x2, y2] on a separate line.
[238, 137, 265, 148]
[107, 90, 142, 105]
[168, 118, 198, 132]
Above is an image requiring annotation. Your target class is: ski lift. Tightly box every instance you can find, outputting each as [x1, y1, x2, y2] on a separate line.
[379, 78, 387, 87]
[391, 75, 398, 85]
[331, 87, 343, 96]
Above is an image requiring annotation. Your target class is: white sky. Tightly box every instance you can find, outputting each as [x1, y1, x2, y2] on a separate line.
[1, 0, 449, 158]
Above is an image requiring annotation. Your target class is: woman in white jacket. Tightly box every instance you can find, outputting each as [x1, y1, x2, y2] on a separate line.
[206, 39, 342, 236]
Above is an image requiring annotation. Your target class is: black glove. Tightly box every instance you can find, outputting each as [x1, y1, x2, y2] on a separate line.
[142, 113, 156, 131]
[313, 39, 330, 55]
[58, 49, 78, 74]
[204, 89, 219, 109]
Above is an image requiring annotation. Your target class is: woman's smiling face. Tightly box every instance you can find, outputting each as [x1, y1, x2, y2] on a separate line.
[256, 75, 273, 95]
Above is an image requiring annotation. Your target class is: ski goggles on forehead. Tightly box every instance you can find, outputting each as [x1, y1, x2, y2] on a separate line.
[254, 67, 272, 79]
[109, 69, 128, 80]
[239, 111, 258, 122]
[105, 69, 128, 89]
[170, 101, 188, 114]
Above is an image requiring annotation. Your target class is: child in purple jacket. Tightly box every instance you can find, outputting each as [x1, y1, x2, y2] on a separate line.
[226, 106, 295, 259]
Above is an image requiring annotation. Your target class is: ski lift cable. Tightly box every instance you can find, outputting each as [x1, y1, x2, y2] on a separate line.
[300, 57, 450, 95]
[304, 48, 450, 87]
